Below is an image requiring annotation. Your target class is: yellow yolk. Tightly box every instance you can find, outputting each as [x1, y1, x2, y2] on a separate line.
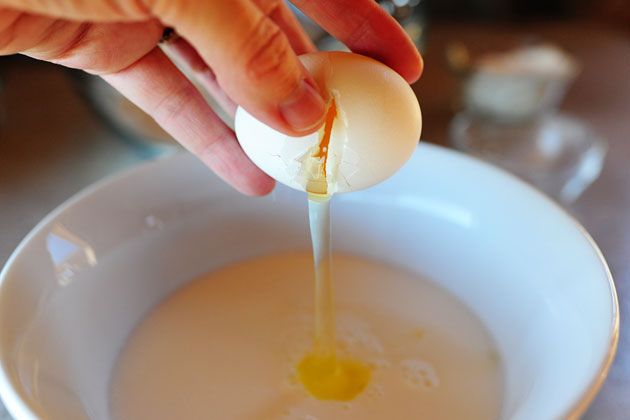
[297, 353, 371, 401]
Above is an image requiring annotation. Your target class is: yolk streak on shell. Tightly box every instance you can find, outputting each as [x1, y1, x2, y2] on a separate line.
[313, 98, 337, 178]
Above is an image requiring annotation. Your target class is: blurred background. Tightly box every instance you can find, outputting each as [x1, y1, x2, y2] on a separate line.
[0, 0, 629, 418]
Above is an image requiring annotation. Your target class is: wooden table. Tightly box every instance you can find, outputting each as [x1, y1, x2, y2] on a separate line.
[0, 21, 629, 419]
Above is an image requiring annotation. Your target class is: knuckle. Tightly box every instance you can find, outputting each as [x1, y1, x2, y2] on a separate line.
[345, 6, 377, 47]
[243, 16, 296, 90]
[150, 80, 197, 126]
[0, 12, 23, 54]
[198, 129, 232, 160]
[251, 0, 283, 16]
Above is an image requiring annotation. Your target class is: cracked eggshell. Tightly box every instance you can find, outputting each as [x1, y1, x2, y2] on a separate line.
[235, 51, 422, 194]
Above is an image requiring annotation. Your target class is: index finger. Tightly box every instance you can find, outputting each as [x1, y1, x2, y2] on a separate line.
[291, 0, 423, 83]
[150, 0, 325, 136]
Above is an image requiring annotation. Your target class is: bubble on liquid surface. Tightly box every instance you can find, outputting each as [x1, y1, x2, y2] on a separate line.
[283, 315, 314, 361]
[337, 316, 384, 355]
[365, 382, 385, 400]
[282, 410, 319, 420]
[282, 313, 385, 365]
[283, 312, 391, 402]
[144, 214, 164, 230]
[371, 358, 391, 369]
[401, 359, 440, 390]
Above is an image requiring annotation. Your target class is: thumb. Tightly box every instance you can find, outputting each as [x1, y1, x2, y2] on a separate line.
[150, 0, 326, 135]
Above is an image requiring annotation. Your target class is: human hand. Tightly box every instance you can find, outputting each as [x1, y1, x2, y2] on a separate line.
[0, 0, 423, 195]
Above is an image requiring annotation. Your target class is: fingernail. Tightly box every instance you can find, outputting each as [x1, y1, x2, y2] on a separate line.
[279, 79, 325, 133]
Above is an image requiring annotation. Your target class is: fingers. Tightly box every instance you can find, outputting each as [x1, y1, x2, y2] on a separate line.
[161, 36, 238, 119]
[251, 0, 316, 55]
[102, 47, 275, 196]
[0, 0, 149, 22]
[291, 0, 423, 83]
[161, 0, 316, 120]
[9, 17, 163, 75]
[149, 0, 326, 136]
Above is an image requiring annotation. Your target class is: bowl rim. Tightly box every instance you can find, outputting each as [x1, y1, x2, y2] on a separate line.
[0, 155, 175, 420]
[562, 224, 619, 419]
[0, 144, 619, 420]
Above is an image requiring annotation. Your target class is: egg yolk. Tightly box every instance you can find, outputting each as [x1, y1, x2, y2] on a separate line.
[297, 353, 371, 401]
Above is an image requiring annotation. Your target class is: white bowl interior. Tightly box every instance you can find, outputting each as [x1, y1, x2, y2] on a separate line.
[0, 144, 617, 420]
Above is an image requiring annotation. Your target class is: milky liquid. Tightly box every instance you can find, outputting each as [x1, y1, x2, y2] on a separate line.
[110, 253, 503, 419]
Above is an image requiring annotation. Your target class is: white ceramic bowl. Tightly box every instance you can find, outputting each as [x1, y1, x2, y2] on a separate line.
[0, 144, 618, 420]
